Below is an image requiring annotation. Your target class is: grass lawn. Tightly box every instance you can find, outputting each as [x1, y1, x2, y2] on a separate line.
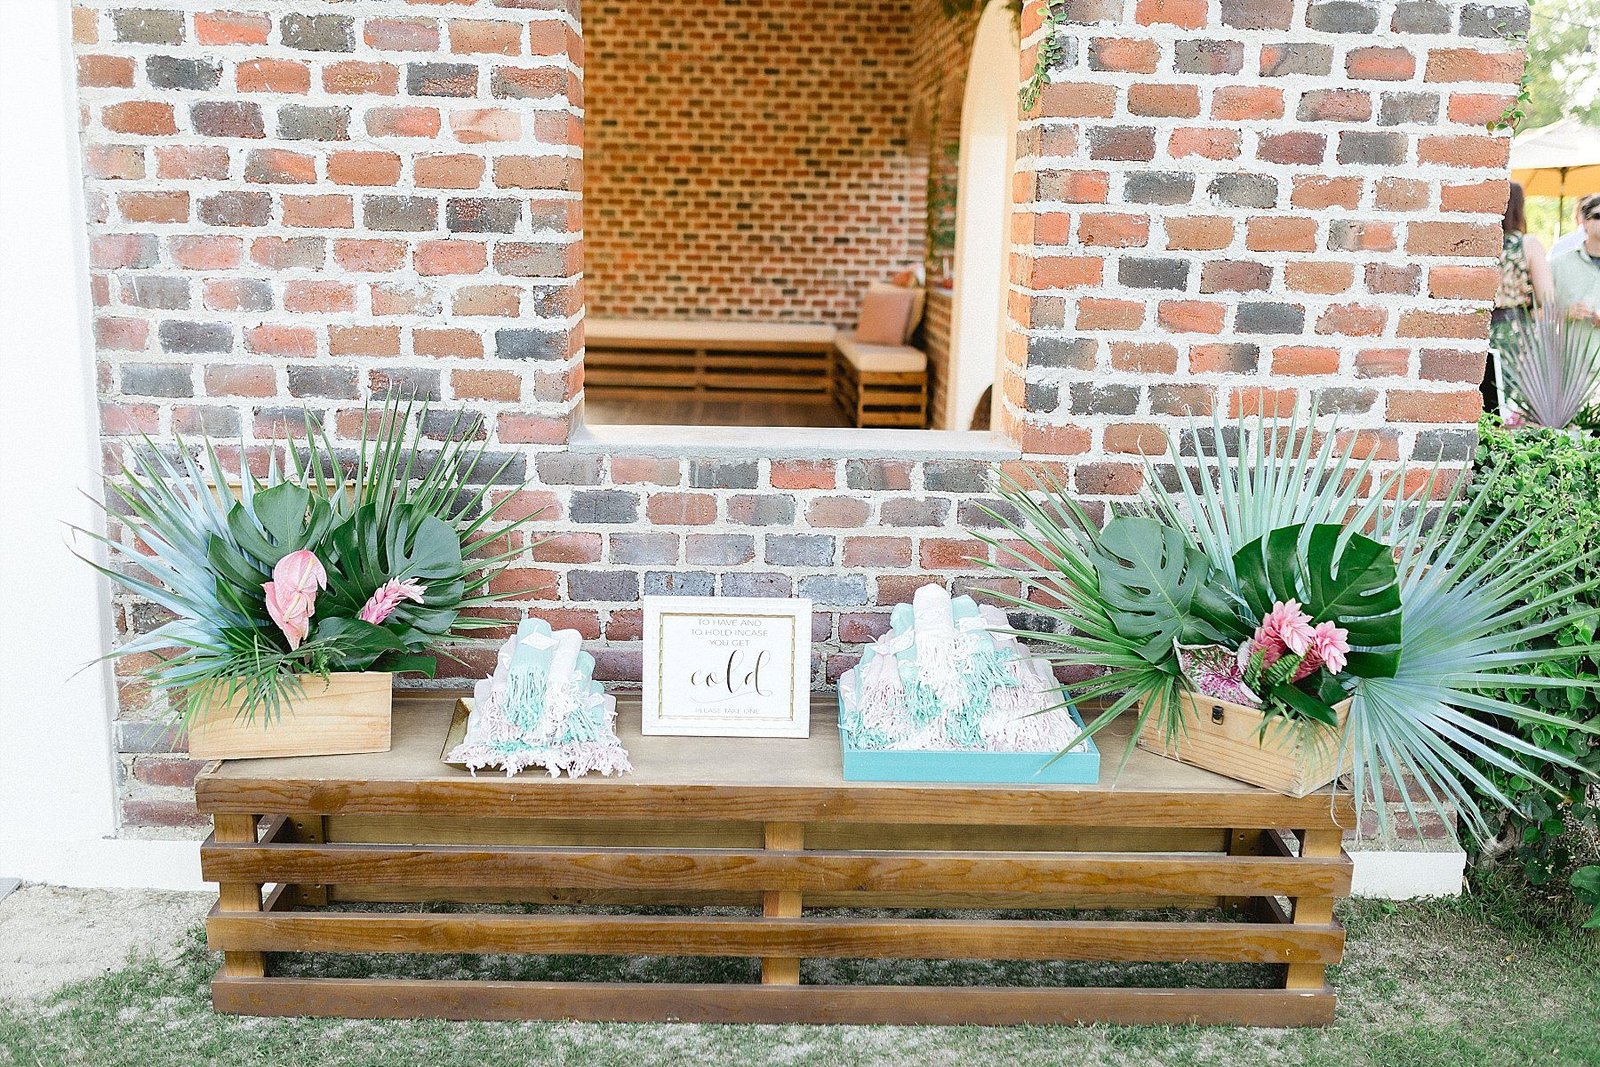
[1, 894, 1596, 1067]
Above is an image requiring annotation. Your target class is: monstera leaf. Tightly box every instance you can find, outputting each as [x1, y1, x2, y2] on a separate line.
[226, 482, 337, 568]
[1234, 523, 1402, 678]
[319, 502, 467, 643]
[1091, 516, 1245, 664]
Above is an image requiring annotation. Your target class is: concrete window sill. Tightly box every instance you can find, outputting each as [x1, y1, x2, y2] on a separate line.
[568, 420, 1021, 462]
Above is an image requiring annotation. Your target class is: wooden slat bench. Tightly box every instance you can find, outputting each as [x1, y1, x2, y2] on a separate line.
[197, 691, 1354, 1027]
[583, 319, 837, 402]
[832, 330, 929, 428]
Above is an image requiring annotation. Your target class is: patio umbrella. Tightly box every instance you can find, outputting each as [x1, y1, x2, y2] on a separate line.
[1511, 117, 1600, 214]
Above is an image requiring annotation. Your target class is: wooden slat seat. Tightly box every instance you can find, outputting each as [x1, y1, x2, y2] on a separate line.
[832, 330, 928, 428]
[583, 318, 838, 403]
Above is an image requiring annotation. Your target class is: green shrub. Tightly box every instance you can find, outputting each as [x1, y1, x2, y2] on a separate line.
[1470, 415, 1600, 924]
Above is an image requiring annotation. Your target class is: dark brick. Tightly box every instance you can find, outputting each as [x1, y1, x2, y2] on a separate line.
[1390, 0, 1450, 32]
[121, 363, 193, 397]
[957, 498, 1022, 530]
[1070, 383, 1140, 416]
[1088, 126, 1156, 162]
[535, 453, 603, 485]
[1235, 303, 1306, 335]
[1338, 131, 1407, 166]
[280, 14, 354, 52]
[145, 56, 221, 90]
[1200, 260, 1273, 293]
[722, 572, 793, 598]
[765, 534, 835, 567]
[447, 198, 522, 234]
[845, 459, 911, 491]
[1307, 1, 1379, 32]
[190, 101, 263, 139]
[568, 570, 640, 602]
[116, 719, 184, 754]
[173, 406, 241, 437]
[364, 195, 436, 232]
[1125, 172, 1195, 206]
[1175, 40, 1244, 75]
[287, 365, 357, 399]
[1379, 92, 1440, 126]
[686, 533, 755, 566]
[923, 460, 990, 494]
[880, 498, 950, 526]
[1221, 0, 1292, 29]
[408, 62, 478, 97]
[611, 533, 680, 566]
[644, 571, 715, 597]
[799, 574, 868, 607]
[1261, 43, 1333, 77]
[491, 66, 569, 101]
[198, 191, 270, 226]
[157, 320, 231, 354]
[1461, 4, 1528, 37]
[278, 105, 350, 141]
[1024, 381, 1060, 412]
[1208, 173, 1278, 209]
[728, 495, 796, 525]
[1313, 387, 1378, 415]
[112, 9, 184, 44]
[421, 410, 485, 441]
[570, 490, 639, 525]
[496, 329, 564, 361]
[1028, 336, 1096, 371]
[689, 459, 758, 489]
[123, 276, 190, 310]
[1415, 427, 1478, 462]
[369, 367, 440, 401]
[1117, 257, 1190, 291]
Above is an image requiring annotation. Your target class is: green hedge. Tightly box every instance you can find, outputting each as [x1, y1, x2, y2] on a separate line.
[1470, 416, 1600, 925]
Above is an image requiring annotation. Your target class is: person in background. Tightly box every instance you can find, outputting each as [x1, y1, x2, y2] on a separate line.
[1551, 198, 1586, 260]
[1489, 182, 1554, 413]
[1551, 191, 1600, 330]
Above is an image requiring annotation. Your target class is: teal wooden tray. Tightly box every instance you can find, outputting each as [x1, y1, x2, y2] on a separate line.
[837, 687, 1100, 785]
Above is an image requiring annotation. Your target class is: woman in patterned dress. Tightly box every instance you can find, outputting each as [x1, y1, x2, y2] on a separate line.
[1488, 182, 1554, 414]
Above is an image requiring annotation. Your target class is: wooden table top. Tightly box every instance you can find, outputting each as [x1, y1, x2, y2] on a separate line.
[196, 692, 1354, 829]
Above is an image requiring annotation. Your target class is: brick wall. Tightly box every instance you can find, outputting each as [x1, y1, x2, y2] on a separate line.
[585, 0, 926, 324]
[1001, 0, 1520, 475]
[71, 0, 1517, 832]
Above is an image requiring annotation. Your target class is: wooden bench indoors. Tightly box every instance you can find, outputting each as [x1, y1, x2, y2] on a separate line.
[832, 330, 930, 429]
[197, 690, 1352, 1027]
[583, 318, 837, 403]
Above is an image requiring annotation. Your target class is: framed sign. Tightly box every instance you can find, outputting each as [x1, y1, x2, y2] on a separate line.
[642, 596, 812, 737]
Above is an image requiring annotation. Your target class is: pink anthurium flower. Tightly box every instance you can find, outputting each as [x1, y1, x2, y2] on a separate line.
[358, 578, 426, 626]
[262, 549, 327, 651]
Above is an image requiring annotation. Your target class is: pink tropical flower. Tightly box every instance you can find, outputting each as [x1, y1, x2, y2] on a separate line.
[358, 578, 426, 626]
[1307, 621, 1351, 675]
[262, 549, 327, 651]
[1251, 599, 1315, 665]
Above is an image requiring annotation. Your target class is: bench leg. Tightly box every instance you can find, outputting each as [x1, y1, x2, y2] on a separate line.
[1285, 828, 1341, 991]
[214, 813, 266, 978]
[762, 822, 805, 985]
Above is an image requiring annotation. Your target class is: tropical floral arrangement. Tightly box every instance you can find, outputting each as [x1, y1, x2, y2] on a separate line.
[975, 410, 1600, 840]
[76, 400, 537, 727]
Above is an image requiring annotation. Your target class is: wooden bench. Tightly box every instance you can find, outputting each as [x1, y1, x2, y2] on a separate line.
[197, 691, 1353, 1027]
[583, 319, 837, 402]
[832, 330, 929, 428]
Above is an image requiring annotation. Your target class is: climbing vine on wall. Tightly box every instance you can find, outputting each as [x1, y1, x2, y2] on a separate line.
[937, 0, 1064, 113]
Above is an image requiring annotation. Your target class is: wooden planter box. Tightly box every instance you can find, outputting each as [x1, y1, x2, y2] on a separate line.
[188, 672, 392, 760]
[1138, 690, 1352, 797]
[197, 692, 1354, 1028]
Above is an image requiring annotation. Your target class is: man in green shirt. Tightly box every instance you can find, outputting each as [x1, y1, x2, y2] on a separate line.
[1551, 192, 1600, 323]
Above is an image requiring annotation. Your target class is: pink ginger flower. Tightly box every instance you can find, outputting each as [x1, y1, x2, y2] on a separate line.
[1307, 621, 1351, 676]
[262, 549, 327, 651]
[358, 578, 426, 626]
[1251, 599, 1315, 665]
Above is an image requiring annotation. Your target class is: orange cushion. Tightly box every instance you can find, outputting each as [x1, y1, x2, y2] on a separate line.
[855, 282, 918, 345]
